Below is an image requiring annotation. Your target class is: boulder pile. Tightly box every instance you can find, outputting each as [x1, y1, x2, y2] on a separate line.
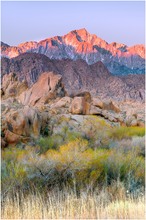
[1, 71, 145, 147]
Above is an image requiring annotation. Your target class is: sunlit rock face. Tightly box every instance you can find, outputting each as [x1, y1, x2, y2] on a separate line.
[1, 29, 145, 75]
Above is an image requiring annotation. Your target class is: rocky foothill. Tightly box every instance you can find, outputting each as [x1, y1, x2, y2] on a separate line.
[1, 70, 145, 148]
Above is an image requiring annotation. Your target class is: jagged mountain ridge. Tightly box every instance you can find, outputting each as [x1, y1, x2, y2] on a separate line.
[1, 53, 144, 102]
[1, 28, 145, 75]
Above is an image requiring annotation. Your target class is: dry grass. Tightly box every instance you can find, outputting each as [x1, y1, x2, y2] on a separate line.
[1, 190, 145, 219]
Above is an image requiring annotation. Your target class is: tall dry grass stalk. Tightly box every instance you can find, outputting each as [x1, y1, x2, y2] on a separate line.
[1, 189, 145, 219]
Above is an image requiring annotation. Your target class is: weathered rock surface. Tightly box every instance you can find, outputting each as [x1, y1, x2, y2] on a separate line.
[91, 97, 103, 109]
[1, 104, 48, 147]
[70, 97, 86, 114]
[19, 72, 65, 106]
[70, 94, 91, 115]
[102, 100, 120, 113]
[50, 97, 72, 109]
[89, 106, 102, 115]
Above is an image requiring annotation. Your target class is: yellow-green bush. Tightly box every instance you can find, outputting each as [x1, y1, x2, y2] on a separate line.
[2, 160, 27, 197]
[1, 120, 145, 196]
[103, 149, 145, 188]
[109, 127, 145, 140]
[38, 127, 82, 154]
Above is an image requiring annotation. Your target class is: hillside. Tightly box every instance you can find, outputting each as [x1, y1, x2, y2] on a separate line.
[1, 53, 145, 101]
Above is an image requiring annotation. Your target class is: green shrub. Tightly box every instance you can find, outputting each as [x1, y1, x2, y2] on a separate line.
[1, 121, 145, 196]
[58, 126, 82, 143]
[38, 128, 82, 154]
[103, 150, 145, 187]
[109, 127, 145, 140]
[1, 160, 28, 197]
[38, 136, 56, 154]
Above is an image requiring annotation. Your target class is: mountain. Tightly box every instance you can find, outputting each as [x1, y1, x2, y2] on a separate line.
[1, 29, 145, 75]
[1, 53, 144, 102]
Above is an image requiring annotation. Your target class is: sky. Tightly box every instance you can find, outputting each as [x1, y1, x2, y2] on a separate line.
[1, 1, 145, 46]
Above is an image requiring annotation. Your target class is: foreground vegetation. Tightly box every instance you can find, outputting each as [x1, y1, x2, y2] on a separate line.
[1, 117, 145, 219]
[2, 188, 144, 219]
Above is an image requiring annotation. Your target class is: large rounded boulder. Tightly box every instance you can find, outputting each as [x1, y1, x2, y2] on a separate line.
[2, 105, 48, 147]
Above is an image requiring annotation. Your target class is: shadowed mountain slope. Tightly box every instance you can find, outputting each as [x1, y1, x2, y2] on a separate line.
[1, 53, 144, 102]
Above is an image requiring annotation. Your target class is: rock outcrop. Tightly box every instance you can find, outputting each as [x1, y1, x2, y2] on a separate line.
[70, 92, 91, 115]
[50, 97, 72, 109]
[91, 97, 103, 109]
[102, 100, 120, 113]
[70, 97, 89, 115]
[1, 72, 67, 146]
[19, 72, 65, 106]
[1, 104, 48, 147]
[1, 69, 145, 147]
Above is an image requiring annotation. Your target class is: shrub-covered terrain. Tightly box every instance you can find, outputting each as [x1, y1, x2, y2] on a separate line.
[1, 116, 145, 219]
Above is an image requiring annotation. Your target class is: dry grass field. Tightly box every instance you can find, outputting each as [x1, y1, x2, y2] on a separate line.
[2, 189, 145, 219]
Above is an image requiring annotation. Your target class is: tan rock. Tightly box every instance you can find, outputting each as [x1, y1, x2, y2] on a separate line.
[101, 110, 119, 122]
[70, 97, 85, 114]
[101, 110, 109, 119]
[50, 97, 72, 109]
[103, 100, 120, 113]
[75, 92, 91, 103]
[84, 102, 90, 114]
[2, 105, 48, 146]
[107, 116, 118, 122]
[6, 111, 27, 136]
[92, 97, 103, 109]
[125, 115, 137, 126]
[23, 106, 41, 137]
[19, 72, 65, 106]
[130, 119, 138, 127]
[70, 92, 91, 115]
[89, 105, 102, 115]
[5, 130, 21, 145]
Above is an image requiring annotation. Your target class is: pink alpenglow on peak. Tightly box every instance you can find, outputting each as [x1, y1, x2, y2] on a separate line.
[0, 29, 145, 75]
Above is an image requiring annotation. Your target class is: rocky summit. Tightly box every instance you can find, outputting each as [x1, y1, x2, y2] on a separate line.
[1, 28, 145, 75]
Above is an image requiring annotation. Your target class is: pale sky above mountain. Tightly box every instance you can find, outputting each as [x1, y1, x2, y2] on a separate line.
[1, 1, 145, 46]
